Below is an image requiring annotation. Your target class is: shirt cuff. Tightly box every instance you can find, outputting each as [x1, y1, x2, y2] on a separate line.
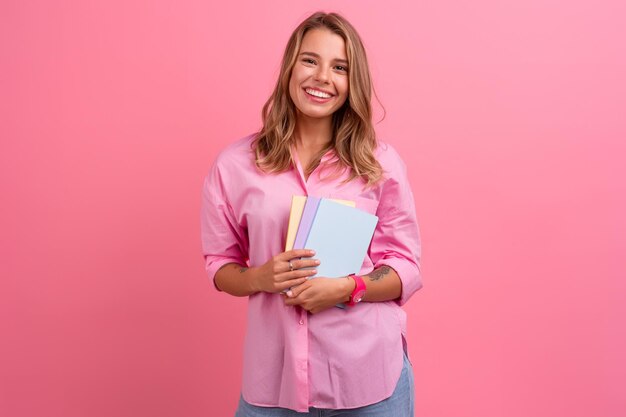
[374, 257, 422, 306]
[205, 256, 247, 292]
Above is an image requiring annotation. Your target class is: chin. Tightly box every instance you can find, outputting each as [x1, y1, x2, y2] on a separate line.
[302, 111, 334, 120]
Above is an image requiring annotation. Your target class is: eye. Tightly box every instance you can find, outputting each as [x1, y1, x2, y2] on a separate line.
[335, 65, 348, 72]
[303, 58, 316, 64]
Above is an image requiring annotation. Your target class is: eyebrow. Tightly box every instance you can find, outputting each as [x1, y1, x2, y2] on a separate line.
[299, 52, 348, 65]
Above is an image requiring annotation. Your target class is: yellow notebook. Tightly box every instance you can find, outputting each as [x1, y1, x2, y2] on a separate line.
[284, 196, 355, 251]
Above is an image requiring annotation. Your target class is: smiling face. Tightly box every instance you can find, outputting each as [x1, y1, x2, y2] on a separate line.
[288, 28, 350, 124]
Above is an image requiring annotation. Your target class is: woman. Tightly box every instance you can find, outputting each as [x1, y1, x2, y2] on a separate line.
[201, 11, 422, 416]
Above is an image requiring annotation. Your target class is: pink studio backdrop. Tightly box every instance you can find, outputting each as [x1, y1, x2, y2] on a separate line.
[1, 1, 624, 416]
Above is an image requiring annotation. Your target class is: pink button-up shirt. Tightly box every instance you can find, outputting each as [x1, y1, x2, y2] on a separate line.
[200, 133, 422, 411]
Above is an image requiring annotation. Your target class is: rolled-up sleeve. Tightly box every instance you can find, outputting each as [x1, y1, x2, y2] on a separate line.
[369, 147, 423, 306]
[200, 159, 249, 292]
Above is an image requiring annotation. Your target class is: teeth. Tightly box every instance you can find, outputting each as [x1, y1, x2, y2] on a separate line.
[306, 88, 332, 98]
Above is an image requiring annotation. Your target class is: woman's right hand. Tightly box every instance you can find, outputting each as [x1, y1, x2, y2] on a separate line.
[252, 249, 320, 294]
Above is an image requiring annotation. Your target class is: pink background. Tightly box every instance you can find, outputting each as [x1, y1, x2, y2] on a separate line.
[1, 1, 625, 416]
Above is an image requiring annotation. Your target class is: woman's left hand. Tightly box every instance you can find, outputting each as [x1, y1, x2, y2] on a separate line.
[282, 277, 353, 314]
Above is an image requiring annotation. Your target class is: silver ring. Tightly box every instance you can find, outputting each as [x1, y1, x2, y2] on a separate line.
[288, 260, 294, 271]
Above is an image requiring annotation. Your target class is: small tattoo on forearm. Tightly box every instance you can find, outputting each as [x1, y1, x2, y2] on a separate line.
[368, 266, 391, 281]
[239, 267, 248, 273]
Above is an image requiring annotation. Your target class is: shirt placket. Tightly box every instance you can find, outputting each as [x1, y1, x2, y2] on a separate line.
[294, 305, 309, 409]
[289, 145, 333, 410]
[290, 144, 335, 195]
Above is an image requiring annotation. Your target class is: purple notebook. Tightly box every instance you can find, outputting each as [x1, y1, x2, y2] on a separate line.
[292, 196, 321, 250]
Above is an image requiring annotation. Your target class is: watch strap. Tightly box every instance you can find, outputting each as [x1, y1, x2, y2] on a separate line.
[347, 274, 366, 306]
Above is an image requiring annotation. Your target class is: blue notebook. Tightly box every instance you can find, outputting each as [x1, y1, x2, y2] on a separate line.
[302, 199, 379, 308]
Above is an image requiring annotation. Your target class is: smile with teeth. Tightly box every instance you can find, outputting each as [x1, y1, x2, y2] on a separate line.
[305, 88, 333, 99]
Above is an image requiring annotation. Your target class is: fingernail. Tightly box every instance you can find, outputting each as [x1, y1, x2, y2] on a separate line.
[286, 290, 293, 297]
[314, 260, 320, 265]
[308, 250, 315, 255]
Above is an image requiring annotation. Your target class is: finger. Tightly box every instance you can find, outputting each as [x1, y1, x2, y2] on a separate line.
[281, 260, 294, 274]
[292, 258, 321, 270]
[283, 282, 312, 302]
[289, 281, 313, 298]
[283, 292, 299, 304]
[281, 249, 316, 261]
[281, 258, 317, 273]
[279, 277, 309, 292]
[284, 295, 308, 307]
[275, 268, 317, 282]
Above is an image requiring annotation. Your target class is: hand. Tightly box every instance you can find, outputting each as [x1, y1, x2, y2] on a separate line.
[252, 249, 320, 294]
[282, 277, 354, 314]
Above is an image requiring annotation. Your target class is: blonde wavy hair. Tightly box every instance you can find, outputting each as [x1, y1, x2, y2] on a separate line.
[250, 11, 386, 188]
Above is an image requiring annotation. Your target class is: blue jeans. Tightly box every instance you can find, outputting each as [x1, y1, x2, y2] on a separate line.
[234, 349, 414, 417]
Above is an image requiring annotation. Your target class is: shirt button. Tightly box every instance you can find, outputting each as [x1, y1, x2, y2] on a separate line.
[299, 319, 304, 325]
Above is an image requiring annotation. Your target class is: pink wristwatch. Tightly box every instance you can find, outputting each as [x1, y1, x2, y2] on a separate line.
[347, 274, 366, 306]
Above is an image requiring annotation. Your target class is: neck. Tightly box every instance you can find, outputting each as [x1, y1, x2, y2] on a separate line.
[293, 112, 333, 152]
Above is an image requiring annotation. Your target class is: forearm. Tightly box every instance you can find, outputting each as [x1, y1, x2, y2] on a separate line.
[338, 265, 402, 302]
[362, 265, 402, 302]
[214, 263, 260, 297]
[280, 264, 403, 313]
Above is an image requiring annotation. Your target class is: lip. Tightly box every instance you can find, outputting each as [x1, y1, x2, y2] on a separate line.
[303, 87, 334, 103]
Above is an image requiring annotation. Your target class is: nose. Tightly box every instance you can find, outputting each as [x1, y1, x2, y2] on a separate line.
[314, 65, 331, 83]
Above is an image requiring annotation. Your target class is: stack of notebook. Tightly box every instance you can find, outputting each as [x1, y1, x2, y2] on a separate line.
[284, 196, 379, 308]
